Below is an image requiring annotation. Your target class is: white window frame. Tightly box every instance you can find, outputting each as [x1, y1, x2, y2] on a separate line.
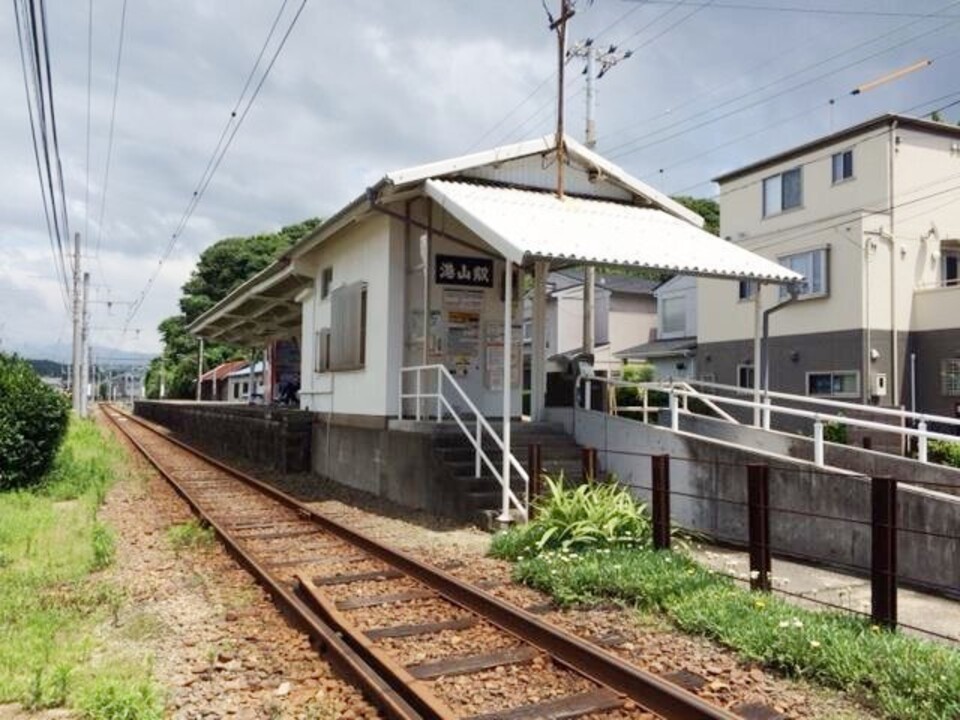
[942, 358, 960, 397]
[778, 247, 828, 299]
[660, 296, 686, 338]
[314, 328, 330, 374]
[737, 364, 755, 389]
[831, 149, 854, 184]
[320, 266, 333, 300]
[942, 247, 960, 287]
[806, 370, 860, 398]
[762, 167, 802, 217]
[737, 280, 758, 302]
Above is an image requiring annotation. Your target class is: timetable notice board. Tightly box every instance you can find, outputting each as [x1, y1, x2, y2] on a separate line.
[484, 321, 521, 390]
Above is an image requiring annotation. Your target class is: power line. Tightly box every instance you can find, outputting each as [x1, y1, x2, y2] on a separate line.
[123, 0, 309, 334]
[463, 2, 644, 153]
[604, 6, 960, 160]
[626, 1, 960, 19]
[94, 0, 129, 258]
[13, 0, 71, 312]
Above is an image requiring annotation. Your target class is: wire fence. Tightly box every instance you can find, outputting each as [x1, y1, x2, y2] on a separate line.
[528, 437, 960, 645]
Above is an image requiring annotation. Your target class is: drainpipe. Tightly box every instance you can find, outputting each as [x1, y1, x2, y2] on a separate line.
[761, 284, 801, 429]
[888, 119, 899, 407]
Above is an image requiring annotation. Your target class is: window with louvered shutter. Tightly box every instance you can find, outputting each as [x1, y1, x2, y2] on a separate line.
[329, 282, 367, 371]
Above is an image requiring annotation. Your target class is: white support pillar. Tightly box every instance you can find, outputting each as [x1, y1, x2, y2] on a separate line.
[196, 337, 204, 402]
[532, 260, 548, 421]
[752, 290, 762, 427]
[499, 261, 513, 523]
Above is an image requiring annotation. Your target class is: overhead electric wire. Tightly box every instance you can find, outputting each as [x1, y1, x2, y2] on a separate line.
[627, 1, 960, 19]
[94, 0, 128, 259]
[13, 0, 71, 312]
[123, 0, 309, 334]
[626, 0, 716, 54]
[604, 5, 960, 160]
[85, 0, 93, 257]
[37, 0, 71, 253]
[463, 2, 646, 153]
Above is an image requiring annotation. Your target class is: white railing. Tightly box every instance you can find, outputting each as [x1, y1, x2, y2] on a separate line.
[578, 375, 960, 468]
[399, 365, 528, 519]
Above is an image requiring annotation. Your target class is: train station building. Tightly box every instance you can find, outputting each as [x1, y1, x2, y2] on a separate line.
[185, 134, 799, 519]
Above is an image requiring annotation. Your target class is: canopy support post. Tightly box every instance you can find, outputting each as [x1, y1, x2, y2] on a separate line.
[532, 260, 549, 421]
[499, 261, 514, 523]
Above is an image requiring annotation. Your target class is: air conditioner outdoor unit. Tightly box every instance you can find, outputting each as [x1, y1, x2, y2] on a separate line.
[871, 372, 888, 397]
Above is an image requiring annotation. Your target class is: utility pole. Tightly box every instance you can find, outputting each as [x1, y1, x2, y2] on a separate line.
[566, 39, 631, 361]
[80, 272, 91, 417]
[568, 39, 633, 149]
[196, 337, 204, 402]
[71, 233, 83, 414]
[548, 0, 576, 199]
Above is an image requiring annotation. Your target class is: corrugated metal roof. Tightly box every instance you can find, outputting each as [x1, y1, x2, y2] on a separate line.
[423, 180, 803, 283]
[615, 337, 697, 359]
[385, 133, 703, 227]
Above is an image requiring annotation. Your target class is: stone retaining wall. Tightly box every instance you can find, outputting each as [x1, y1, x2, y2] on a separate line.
[134, 401, 312, 473]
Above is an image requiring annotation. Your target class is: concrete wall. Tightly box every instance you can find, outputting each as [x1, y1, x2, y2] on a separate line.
[311, 419, 469, 518]
[673, 411, 960, 493]
[547, 407, 960, 596]
[134, 401, 313, 473]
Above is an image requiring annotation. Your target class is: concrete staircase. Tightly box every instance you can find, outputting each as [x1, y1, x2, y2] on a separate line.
[430, 421, 587, 521]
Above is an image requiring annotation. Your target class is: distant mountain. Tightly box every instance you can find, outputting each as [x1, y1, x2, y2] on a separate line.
[11, 341, 157, 366]
[26, 359, 67, 378]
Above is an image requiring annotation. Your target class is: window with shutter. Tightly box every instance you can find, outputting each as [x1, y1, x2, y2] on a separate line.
[329, 281, 368, 371]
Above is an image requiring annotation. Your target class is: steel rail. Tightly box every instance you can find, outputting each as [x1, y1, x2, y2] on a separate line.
[100, 406, 425, 720]
[104, 404, 739, 720]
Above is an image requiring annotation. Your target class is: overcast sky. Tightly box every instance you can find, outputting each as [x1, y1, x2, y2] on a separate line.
[2, 0, 957, 359]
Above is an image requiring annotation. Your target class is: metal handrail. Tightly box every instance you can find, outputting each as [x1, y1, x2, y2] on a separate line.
[399, 365, 528, 518]
[680, 377, 960, 429]
[577, 374, 959, 468]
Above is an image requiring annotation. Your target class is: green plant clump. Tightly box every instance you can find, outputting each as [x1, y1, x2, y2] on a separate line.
[0, 353, 71, 490]
[0, 418, 162, 713]
[493, 475, 960, 720]
[491, 475, 652, 558]
[928, 439, 960, 469]
[167, 519, 215, 554]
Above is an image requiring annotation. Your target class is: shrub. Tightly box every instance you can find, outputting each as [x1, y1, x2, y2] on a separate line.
[0, 354, 70, 490]
[929, 439, 960, 469]
[615, 363, 655, 410]
[491, 475, 652, 558]
[823, 420, 848, 445]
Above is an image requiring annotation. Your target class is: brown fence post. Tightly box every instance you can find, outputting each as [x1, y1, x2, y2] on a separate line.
[651, 454, 671, 551]
[862, 436, 873, 451]
[528, 443, 543, 518]
[581, 447, 598, 481]
[747, 463, 771, 592]
[871, 476, 898, 629]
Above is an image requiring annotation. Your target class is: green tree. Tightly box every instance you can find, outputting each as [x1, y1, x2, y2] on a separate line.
[672, 195, 720, 236]
[0, 353, 71, 489]
[146, 218, 321, 398]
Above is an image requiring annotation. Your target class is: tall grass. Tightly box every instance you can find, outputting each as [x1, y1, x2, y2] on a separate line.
[0, 418, 162, 716]
[493, 475, 960, 720]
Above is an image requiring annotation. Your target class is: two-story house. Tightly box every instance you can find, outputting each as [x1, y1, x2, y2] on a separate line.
[697, 113, 960, 420]
[524, 269, 659, 373]
[616, 274, 698, 380]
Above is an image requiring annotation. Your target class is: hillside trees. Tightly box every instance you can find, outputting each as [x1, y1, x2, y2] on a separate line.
[145, 218, 320, 398]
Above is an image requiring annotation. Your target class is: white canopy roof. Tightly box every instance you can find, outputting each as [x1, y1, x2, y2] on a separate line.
[424, 179, 802, 283]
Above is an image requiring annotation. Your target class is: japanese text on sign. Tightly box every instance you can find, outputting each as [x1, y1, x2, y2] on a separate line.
[434, 254, 494, 288]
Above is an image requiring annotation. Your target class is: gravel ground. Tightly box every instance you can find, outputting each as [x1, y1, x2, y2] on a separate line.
[97, 412, 381, 719]
[210, 451, 877, 720]
[119, 419, 877, 719]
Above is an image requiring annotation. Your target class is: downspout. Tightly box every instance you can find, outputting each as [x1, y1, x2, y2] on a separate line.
[761, 284, 801, 428]
[888, 119, 899, 407]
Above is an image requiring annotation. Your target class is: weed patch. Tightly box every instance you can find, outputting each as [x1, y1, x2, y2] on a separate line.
[494, 478, 960, 720]
[167, 519, 215, 554]
[0, 417, 163, 714]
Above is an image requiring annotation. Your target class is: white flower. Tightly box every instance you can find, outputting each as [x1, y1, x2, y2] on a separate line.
[809, 640, 821, 648]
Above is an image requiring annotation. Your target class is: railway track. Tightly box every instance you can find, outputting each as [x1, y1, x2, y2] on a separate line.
[103, 404, 748, 720]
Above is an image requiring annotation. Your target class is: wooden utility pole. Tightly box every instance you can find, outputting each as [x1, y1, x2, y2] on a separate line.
[550, 0, 575, 199]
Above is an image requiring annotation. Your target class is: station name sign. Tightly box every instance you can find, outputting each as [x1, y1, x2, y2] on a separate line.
[435, 254, 494, 288]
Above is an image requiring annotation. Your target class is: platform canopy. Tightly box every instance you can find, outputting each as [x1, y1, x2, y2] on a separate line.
[424, 179, 801, 282]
